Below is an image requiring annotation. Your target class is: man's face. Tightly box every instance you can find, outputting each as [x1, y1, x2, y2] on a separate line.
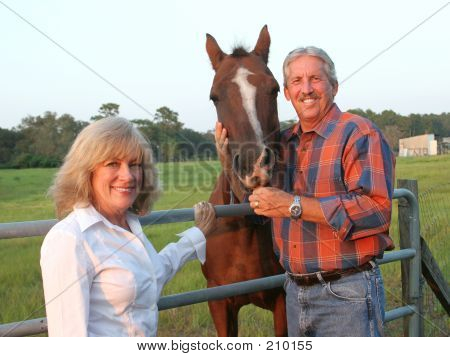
[284, 55, 338, 127]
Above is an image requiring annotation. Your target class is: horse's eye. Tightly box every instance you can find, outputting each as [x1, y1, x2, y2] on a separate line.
[262, 77, 280, 96]
[268, 84, 280, 96]
[210, 94, 219, 103]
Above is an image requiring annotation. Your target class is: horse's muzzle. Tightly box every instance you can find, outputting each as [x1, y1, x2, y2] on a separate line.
[233, 146, 275, 189]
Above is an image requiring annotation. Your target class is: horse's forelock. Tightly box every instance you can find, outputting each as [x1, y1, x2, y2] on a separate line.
[231, 46, 250, 57]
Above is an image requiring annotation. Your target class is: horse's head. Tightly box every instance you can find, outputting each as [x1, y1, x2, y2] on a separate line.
[206, 25, 280, 190]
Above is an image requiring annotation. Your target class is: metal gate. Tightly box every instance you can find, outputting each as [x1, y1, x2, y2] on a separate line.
[0, 189, 422, 337]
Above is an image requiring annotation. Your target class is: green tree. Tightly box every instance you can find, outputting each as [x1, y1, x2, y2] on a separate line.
[176, 128, 215, 161]
[15, 112, 88, 167]
[0, 128, 22, 167]
[90, 102, 120, 121]
[153, 106, 184, 162]
[131, 118, 160, 158]
[154, 106, 183, 133]
[132, 116, 216, 162]
[382, 125, 402, 153]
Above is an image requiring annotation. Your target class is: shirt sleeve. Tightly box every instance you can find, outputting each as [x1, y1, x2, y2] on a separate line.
[318, 130, 395, 241]
[154, 226, 206, 288]
[40, 227, 93, 336]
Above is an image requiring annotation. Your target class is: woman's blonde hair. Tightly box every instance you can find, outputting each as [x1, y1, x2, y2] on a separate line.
[49, 117, 160, 218]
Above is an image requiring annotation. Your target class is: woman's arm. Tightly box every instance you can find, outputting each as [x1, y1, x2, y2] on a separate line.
[40, 228, 93, 336]
[151, 202, 215, 293]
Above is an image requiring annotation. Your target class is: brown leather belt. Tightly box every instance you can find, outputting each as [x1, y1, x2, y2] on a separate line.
[287, 261, 374, 286]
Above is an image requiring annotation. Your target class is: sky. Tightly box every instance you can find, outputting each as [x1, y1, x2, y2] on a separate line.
[1, 0, 449, 132]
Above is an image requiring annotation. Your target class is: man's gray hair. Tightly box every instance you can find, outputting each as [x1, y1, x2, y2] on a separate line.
[282, 46, 338, 88]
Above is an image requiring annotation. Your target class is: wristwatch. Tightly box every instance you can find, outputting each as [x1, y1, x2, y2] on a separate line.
[289, 195, 302, 219]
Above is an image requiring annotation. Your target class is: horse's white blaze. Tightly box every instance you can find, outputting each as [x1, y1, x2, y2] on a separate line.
[232, 67, 264, 146]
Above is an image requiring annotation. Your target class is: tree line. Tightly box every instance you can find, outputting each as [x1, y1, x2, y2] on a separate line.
[1, 103, 450, 168]
[280, 109, 450, 153]
[347, 109, 450, 152]
[0, 104, 216, 168]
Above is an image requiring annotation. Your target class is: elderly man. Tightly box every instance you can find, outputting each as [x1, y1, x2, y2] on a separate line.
[216, 46, 395, 336]
[253, 47, 396, 337]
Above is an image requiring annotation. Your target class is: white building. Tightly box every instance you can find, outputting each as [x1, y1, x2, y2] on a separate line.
[399, 134, 437, 157]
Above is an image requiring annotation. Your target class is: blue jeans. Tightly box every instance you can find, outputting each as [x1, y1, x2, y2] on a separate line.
[285, 265, 385, 337]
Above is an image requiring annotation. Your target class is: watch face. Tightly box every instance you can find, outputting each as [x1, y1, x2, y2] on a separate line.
[290, 205, 301, 217]
[289, 196, 302, 218]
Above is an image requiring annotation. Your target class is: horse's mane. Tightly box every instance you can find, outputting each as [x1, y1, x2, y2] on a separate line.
[231, 46, 250, 58]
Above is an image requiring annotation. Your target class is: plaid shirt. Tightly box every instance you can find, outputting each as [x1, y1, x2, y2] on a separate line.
[271, 104, 395, 274]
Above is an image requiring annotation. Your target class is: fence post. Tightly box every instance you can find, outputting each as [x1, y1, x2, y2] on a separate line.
[397, 179, 424, 336]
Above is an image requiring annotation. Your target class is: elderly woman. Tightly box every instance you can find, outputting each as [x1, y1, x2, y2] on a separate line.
[40, 117, 215, 337]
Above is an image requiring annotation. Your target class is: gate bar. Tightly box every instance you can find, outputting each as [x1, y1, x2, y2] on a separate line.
[393, 189, 421, 336]
[0, 204, 254, 240]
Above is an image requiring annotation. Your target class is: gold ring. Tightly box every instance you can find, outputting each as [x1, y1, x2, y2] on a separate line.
[254, 201, 259, 208]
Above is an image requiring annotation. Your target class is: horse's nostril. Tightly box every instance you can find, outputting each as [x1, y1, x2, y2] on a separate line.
[261, 147, 274, 167]
[232, 154, 240, 173]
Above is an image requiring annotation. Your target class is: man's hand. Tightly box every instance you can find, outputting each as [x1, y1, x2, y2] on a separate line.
[249, 187, 293, 218]
[215, 121, 232, 173]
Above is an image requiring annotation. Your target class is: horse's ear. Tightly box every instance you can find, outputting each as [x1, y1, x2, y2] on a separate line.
[206, 34, 225, 71]
[252, 25, 270, 64]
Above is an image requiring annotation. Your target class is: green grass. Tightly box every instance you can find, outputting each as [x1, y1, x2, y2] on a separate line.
[0, 156, 449, 336]
[381, 155, 450, 337]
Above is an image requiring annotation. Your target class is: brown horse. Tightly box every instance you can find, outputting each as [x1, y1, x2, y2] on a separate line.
[202, 26, 287, 337]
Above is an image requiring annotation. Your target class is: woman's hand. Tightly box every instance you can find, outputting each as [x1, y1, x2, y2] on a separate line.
[214, 121, 246, 202]
[194, 201, 217, 236]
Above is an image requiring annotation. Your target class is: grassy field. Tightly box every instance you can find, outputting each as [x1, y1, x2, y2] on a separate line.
[0, 156, 449, 336]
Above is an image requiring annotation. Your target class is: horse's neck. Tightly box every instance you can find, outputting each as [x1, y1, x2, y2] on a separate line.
[219, 171, 233, 204]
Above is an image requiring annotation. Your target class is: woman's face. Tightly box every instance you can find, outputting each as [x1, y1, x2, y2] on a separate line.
[91, 157, 142, 218]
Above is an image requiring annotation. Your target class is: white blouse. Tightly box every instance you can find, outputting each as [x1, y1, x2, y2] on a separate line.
[40, 205, 206, 337]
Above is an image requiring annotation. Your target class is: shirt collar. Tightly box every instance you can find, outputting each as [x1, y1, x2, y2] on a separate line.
[73, 204, 102, 232]
[287, 103, 341, 141]
[73, 204, 143, 236]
